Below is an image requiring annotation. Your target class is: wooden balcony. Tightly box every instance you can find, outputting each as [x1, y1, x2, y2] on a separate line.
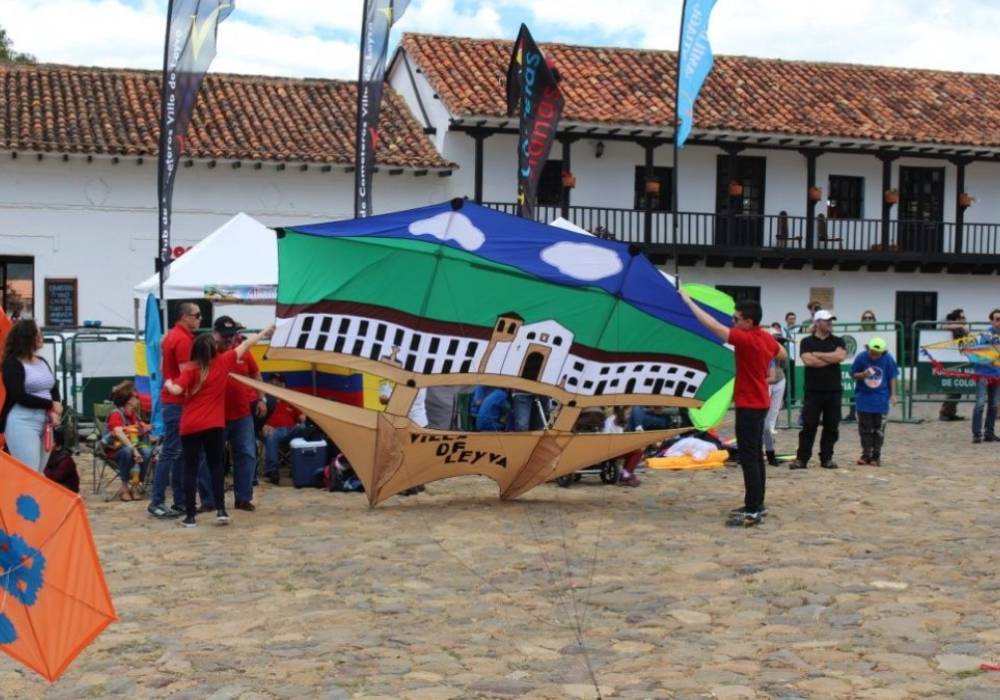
[483, 203, 1000, 273]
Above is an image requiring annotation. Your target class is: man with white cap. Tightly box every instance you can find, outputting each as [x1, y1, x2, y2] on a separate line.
[789, 309, 846, 470]
[850, 337, 898, 466]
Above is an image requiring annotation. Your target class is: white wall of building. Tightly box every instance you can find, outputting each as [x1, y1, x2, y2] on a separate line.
[0, 155, 451, 326]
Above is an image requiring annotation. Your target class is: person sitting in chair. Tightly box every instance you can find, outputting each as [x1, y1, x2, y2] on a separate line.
[104, 380, 152, 501]
[261, 373, 308, 485]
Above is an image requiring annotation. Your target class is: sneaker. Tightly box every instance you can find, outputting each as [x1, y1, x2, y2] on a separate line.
[973, 436, 983, 444]
[216, 511, 230, 525]
[147, 503, 179, 519]
[235, 501, 256, 512]
[729, 505, 768, 517]
[265, 473, 280, 485]
[820, 460, 839, 469]
[726, 511, 763, 527]
[170, 504, 185, 514]
[180, 516, 197, 528]
[856, 456, 870, 465]
[788, 460, 808, 470]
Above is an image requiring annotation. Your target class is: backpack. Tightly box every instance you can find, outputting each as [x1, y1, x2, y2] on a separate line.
[324, 453, 364, 492]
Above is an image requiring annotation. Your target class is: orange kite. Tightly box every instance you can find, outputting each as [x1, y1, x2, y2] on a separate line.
[0, 308, 10, 449]
[0, 451, 117, 681]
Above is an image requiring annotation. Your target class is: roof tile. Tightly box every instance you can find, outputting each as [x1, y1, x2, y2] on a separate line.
[0, 63, 451, 168]
[403, 33, 1000, 148]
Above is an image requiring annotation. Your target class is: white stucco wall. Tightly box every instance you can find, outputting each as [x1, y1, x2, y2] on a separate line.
[0, 154, 451, 325]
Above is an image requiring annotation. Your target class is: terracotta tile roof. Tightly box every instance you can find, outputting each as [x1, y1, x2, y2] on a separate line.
[402, 33, 1000, 149]
[0, 62, 451, 168]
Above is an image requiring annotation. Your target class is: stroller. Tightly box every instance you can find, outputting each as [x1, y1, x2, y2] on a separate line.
[555, 407, 621, 487]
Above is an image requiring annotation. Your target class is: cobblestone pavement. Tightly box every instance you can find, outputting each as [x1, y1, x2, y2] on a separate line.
[3, 406, 1000, 698]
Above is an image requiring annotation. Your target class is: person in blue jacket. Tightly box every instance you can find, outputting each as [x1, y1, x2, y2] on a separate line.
[850, 337, 898, 466]
[475, 388, 510, 432]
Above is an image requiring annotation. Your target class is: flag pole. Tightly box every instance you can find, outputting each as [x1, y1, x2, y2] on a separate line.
[354, 0, 370, 219]
[156, 0, 176, 322]
[672, 1, 686, 285]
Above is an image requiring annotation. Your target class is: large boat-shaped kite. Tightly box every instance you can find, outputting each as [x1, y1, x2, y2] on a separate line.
[239, 200, 734, 505]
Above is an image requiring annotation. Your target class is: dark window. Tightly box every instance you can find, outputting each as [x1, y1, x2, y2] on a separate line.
[404, 355, 416, 371]
[644, 378, 653, 386]
[595, 381, 607, 395]
[352, 339, 364, 355]
[573, 361, 585, 371]
[651, 365, 661, 372]
[684, 370, 695, 379]
[583, 380, 593, 389]
[616, 366, 626, 374]
[442, 359, 453, 373]
[423, 358, 435, 373]
[410, 334, 421, 350]
[633, 166, 673, 211]
[526, 332, 536, 340]
[827, 175, 864, 219]
[497, 320, 506, 332]
[429, 337, 440, 353]
[375, 323, 386, 341]
[716, 285, 761, 303]
[302, 316, 314, 332]
[509, 323, 518, 333]
[369, 344, 382, 360]
[465, 343, 477, 357]
[338, 318, 350, 334]
[358, 320, 369, 335]
[537, 160, 564, 206]
[333, 337, 346, 353]
[553, 336, 562, 346]
[447, 339, 459, 355]
[320, 317, 333, 332]
[460, 359, 472, 372]
[568, 377, 579, 387]
[634, 364, 645, 372]
[600, 366, 609, 375]
[393, 328, 405, 346]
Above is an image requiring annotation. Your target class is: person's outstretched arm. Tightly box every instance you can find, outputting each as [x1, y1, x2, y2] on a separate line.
[234, 324, 275, 361]
[678, 290, 730, 343]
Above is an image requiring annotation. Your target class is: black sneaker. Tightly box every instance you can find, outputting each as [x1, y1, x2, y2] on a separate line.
[147, 503, 179, 519]
[820, 460, 839, 469]
[973, 436, 983, 444]
[726, 511, 763, 528]
[788, 460, 808, 470]
[170, 504, 185, 514]
[180, 516, 197, 528]
[729, 505, 768, 517]
[216, 511, 230, 525]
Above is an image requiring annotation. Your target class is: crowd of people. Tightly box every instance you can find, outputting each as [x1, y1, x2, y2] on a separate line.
[1, 298, 997, 529]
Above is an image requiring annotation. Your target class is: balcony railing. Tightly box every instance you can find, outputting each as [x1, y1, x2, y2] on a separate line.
[483, 202, 1000, 256]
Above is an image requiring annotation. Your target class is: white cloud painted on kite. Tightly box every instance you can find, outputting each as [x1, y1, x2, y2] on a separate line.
[540, 242, 623, 281]
[408, 212, 486, 251]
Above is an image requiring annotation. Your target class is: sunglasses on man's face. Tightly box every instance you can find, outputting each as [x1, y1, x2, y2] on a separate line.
[862, 316, 875, 321]
[187, 312, 202, 319]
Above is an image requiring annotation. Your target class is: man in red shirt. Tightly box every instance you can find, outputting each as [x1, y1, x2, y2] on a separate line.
[261, 374, 307, 484]
[680, 292, 787, 527]
[148, 302, 202, 519]
[215, 316, 265, 511]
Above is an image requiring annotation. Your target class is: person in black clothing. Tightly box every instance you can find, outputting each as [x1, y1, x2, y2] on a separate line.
[939, 309, 968, 421]
[789, 309, 847, 469]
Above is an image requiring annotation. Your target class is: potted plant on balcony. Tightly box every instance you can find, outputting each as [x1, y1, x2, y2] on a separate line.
[883, 189, 899, 205]
[561, 171, 576, 189]
[728, 180, 743, 197]
[959, 192, 975, 208]
[644, 178, 661, 195]
[808, 186, 823, 202]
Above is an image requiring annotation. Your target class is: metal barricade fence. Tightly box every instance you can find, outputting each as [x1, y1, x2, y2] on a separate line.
[906, 320, 992, 419]
[780, 320, 912, 427]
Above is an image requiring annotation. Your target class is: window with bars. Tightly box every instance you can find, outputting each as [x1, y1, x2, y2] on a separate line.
[633, 166, 673, 211]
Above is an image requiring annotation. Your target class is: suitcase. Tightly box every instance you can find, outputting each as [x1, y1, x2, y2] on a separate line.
[289, 438, 328, 488]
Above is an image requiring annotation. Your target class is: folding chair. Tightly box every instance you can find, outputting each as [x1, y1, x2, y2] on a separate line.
[88, 402, 121, 496]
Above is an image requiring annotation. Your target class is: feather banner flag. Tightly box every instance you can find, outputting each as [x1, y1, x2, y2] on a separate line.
[506, 24, 564, 219]
[355, 0, 410, 218]
[675, 0, 718, 148]
[157, 0, 234, 288]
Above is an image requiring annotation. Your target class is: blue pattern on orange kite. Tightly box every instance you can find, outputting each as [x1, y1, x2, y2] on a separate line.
[0, 612, 16, 644]
[16, 495, 40, 523]
[0, 531, 46, 606]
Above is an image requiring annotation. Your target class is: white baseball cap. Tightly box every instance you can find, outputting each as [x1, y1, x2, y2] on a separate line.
[813, 310, 837, 321]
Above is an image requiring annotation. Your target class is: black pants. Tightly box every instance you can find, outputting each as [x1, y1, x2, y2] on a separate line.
[736, 407, 768, 512]
[940, 396, 961, 418]
[857, 411, 886, 460]
[181, 428, 225, 519]
[797, 391, 841, 463]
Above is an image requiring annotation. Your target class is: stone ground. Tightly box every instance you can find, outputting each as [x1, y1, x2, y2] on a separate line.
[3, 404, 1000, 699]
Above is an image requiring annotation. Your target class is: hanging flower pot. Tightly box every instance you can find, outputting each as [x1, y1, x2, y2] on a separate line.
[561, 172, 576, 189]
[959, 192, 975, 208]
[808, 186, 823, 202]
[644, 178, 661, 195]
[884, 189, 899, 205]
[728, 181, 743, 197]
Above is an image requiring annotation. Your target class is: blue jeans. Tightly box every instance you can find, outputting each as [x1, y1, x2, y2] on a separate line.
[152, 403, 182, 507]
[265, 424, 307, 476]
[511, 393, 549, 431]
[5, 404, 48, 472]
[114, 445, 150, 485]
[972, 381, 999, 439]
[226, 415, 258, 504]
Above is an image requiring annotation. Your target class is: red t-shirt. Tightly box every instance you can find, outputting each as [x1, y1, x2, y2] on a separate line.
[160, 323, 194, 405]
[175, 349, 238, 435]
[728, 327, 780, 409]
[224, 352, 260, 422]
[266, 400, 302, 429]
[104, 408, 142, 456]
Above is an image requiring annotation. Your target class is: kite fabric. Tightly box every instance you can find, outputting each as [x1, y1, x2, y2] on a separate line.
[245, 199, 735, 504]
[921, 332, 1000, 385]
[0, 451, 117, 682]
[144, 294, 165, 438]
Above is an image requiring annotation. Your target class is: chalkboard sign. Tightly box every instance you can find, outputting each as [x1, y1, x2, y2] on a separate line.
[45, 278, 78, 328]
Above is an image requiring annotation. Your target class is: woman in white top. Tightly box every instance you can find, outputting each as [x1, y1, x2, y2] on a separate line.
[1, 320, 62, 470]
